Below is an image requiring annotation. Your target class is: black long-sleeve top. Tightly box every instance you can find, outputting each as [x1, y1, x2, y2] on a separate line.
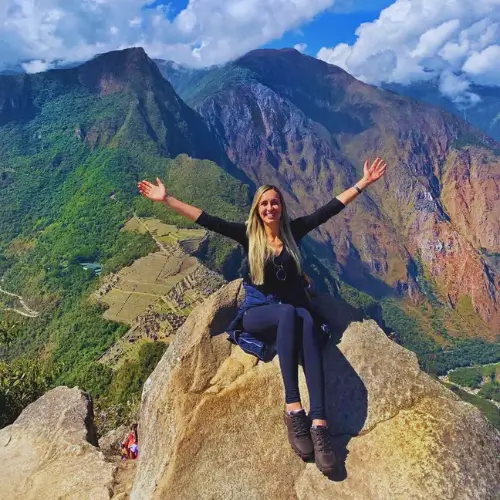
[195, 197, 345, 307]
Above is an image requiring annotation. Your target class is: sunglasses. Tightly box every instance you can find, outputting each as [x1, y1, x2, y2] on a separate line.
[272, 255, 287, 281]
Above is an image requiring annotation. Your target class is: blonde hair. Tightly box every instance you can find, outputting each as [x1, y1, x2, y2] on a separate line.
[246, 185, 302, 285]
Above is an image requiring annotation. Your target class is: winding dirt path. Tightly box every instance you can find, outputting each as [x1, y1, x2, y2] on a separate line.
[0, 286, 39, 318]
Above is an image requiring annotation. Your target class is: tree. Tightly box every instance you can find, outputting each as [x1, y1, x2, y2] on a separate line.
[0, 357, 55, 428]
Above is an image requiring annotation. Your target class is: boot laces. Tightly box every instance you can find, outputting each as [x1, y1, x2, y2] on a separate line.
[314, 426, 333, 453]
[291, 412, 310, 438]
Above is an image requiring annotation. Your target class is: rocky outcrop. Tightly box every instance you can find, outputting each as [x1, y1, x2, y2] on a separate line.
[99, 424, 129, 457]
[0, 387, 116, 500]
[131, 281, 500, 500]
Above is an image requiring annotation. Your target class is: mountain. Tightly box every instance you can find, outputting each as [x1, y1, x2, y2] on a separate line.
[2, 46, 500, 430]
[0, 48, 227, 159]
[0, 47, 252, 426]
[0, 47, 251, 294]
[158, 60, 500, 144]
[153, 60, 212, 103]
[0, 46, 253, 250]
[383, 80, 500, 142]
[158, 48, 500, 355]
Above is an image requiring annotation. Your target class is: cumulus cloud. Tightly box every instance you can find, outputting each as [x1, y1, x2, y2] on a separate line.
[438, 70, 480, 106]
[0, 0, 350, 71]
[169, 0, 336, 65]
[0, 0, 152, 70]
[462, 44, 500, 83]
[317, 0, 500, 103]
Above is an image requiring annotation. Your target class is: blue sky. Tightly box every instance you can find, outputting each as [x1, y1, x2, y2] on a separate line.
[1, 0, 499, 101]
[264, 7, 390, 55]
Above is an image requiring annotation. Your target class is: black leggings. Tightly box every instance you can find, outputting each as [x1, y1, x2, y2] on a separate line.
[242, 303, 325, 420]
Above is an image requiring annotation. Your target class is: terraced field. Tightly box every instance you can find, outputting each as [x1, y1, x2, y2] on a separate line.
[98, 253, 194, 324]
[95, 216, 225, 367]
[124, 217, 206, 251]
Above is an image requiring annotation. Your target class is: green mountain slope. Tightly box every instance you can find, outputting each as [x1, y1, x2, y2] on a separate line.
[0, 48, 251, 428]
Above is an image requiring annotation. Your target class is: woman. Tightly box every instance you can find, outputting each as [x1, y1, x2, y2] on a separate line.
[138, 158, 387, 475]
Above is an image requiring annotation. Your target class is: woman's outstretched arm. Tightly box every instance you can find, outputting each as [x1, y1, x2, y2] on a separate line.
[138, 177, 202, 221]
[137, 177, 247, 245]
[336, 158, 387, 206]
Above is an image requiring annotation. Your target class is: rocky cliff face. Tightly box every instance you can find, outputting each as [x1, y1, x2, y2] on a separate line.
[0, 387, 116, 500]
[159, 49, 500, 338]
[131, 281, 500, 500]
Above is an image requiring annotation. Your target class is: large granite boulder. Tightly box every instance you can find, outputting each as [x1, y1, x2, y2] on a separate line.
[131, 280, 500, 500]
[0, 386, 116, 500]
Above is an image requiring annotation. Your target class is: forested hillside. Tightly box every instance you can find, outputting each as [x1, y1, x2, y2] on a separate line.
[0, 48, 250, 428]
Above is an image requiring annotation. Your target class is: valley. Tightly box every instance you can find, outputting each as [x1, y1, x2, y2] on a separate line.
[440, 362, 500, 406]
[1, 46, 500, 432]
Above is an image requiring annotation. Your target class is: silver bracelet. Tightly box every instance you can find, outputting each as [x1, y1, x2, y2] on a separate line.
[354, 184, 363, 194]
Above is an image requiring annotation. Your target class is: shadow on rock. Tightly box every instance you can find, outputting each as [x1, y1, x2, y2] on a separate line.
[209, 281, 243, 336]
[317, 294, 369, 481]
[323, 342, 368, 481]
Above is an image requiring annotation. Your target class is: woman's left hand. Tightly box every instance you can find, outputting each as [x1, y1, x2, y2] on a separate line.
[362, 157, 387, 185]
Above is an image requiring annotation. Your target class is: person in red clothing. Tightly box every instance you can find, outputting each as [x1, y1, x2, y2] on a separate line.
[138, 158, 387, 475]
[121, 423, 139, 460]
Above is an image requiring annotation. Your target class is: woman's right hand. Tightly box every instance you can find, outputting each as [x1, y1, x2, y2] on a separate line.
[137, 177, 202, 221]
[137, 177, 167, 202]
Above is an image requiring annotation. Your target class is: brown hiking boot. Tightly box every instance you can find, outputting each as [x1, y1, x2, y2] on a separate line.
[310, 425, 336, 475]
[283, 410, 314, 460]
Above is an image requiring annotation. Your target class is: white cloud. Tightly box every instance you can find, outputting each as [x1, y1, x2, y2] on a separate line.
[0, 0, 152, 69]
[21, 59, 54, 73]
[169, 0, 335, 65]
[438, 70, 480, 106]
[317, 0, 500, 102]
[294, 43, 308, 53]
[462, 44, 500, 84]
[129, 17, 142, 28]
[0, 0, 352, 70]
[411, 20, 460, 59]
